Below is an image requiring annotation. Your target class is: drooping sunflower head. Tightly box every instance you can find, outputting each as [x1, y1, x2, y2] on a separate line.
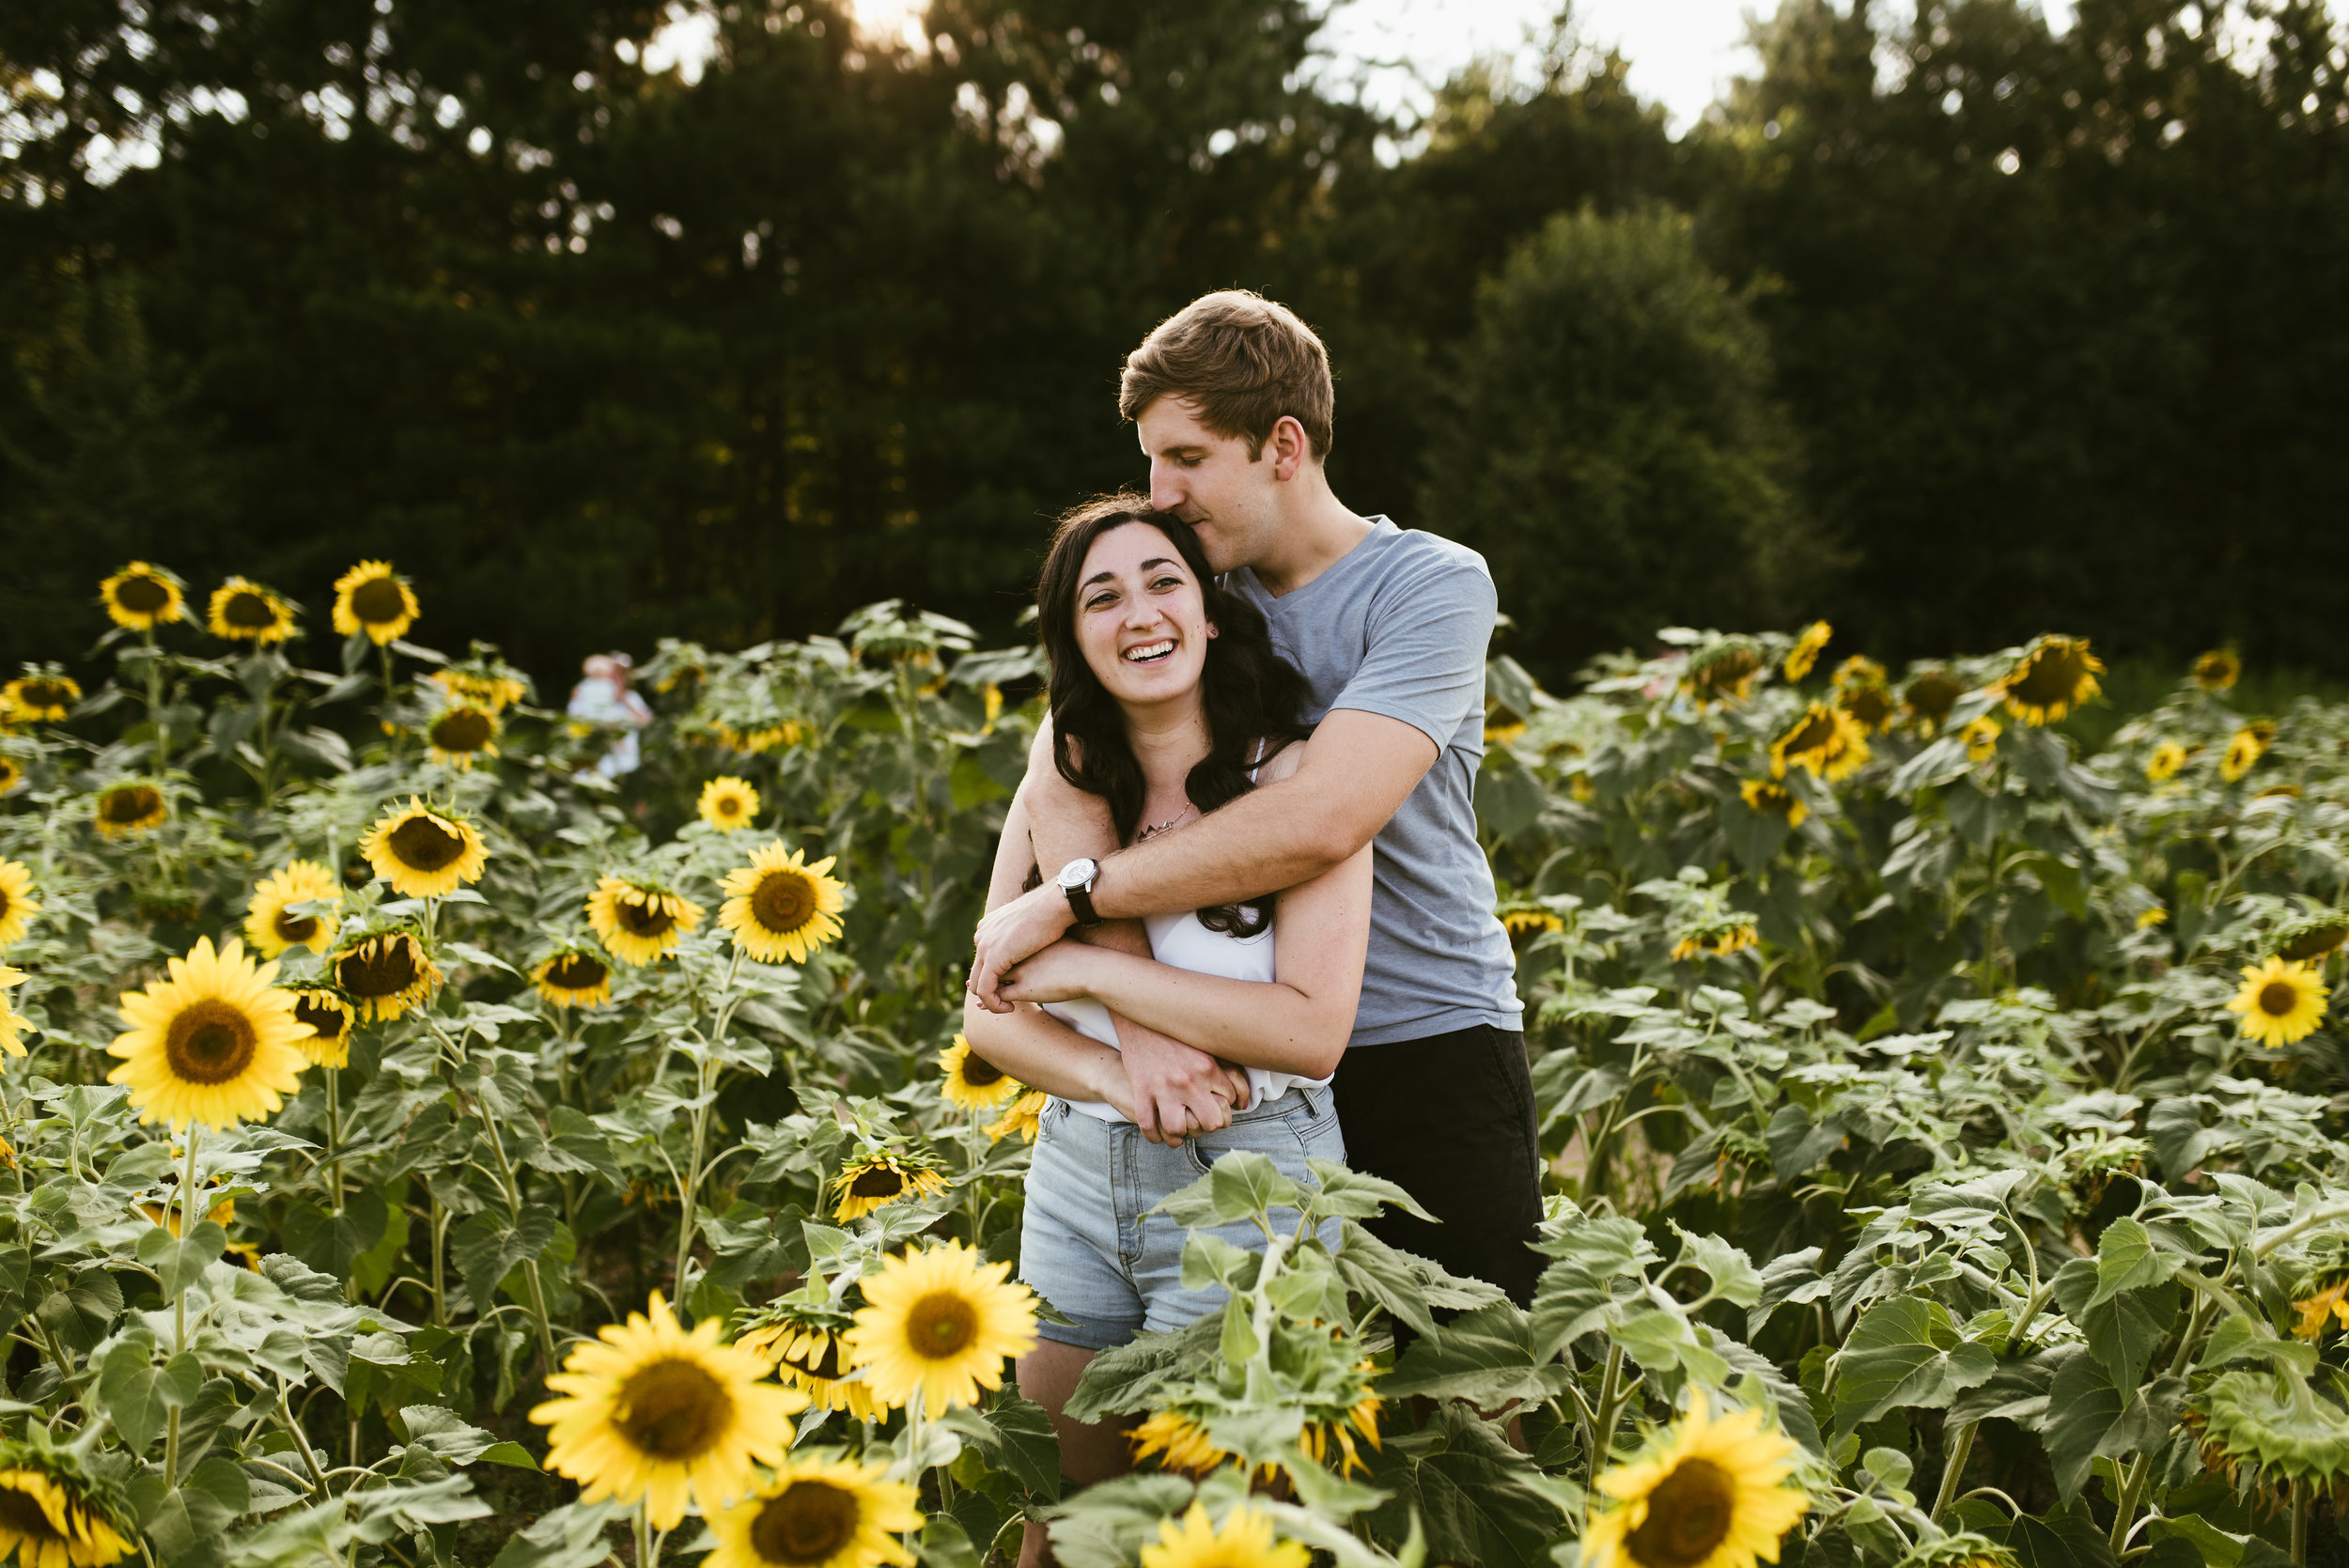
[1997, 635, 2104, 726]
[1830, 660, 1896, 734]
[734, 1303, 883, 1421]
[2192, 1369, 2349, 1495]
[1902, 666, 1966, 734]
[720, 844, 847, 965]
[1893, 1536, 2020, 1568]
[92, 781, 167, 840]
[1128, 1410, 1245, 1479]
[360, 799, 489, 899]
[698, 777, 761, 832]
[1738, 779, 1809, 831]
[287, 987, 355, 1068]
[844, 1240, 1038, 1412]
[242, 860, 340, 959]
[2222, 724, 2272, 782]
[0, 860, 40, 950]
[587, 876, 705, 967]
[1962, 716, 2002, 763]
[2274, 911, 2349, 966]
[2193, 648, 2243, 691]
[106, 937, 310, 1128]
[0, 1457, 133, 1568]
[936, 1034, 1021, 1111]
[0, 755, 21, 798]
[332, 559, 420, 645]
[533, 947, 614, 1009]
[1768, 703, 1870, 782]
[985, 1089, 1047, 1144]
[1670, 921, 1759, 964]
[1682, 639, 1765, 706]
[207, 577, 299, 644]
[832, 1150, 949, 1223]
[426, 705, 500, 770]
[2226, 957, 2329, 1048]
[1582, 1400, 1810, 1568]
[1500, 907, 1567, 951]
[707, 1452, 923, 1568]
[330, 929, 442, 1023]
[100, 561, 188, 631]
[2145, 740, 2188, 784]
[1781, 621, 1833, 683]
[431, 663, 530, 715]
[530, 1291, 805, 1531]
[2, 670, 82, 724]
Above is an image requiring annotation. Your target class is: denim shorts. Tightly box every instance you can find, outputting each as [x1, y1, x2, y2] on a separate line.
[1019, 1085, 1346, 1351]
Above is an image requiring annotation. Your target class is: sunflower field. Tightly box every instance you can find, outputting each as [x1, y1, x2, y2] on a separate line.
[1, 564, 2347, 1568]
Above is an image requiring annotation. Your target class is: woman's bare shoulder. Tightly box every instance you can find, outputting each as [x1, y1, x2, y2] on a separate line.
[1254, 734, 1312, 785]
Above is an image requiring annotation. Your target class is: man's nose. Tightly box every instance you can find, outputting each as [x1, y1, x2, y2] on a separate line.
[1149, 460, 1184, 514]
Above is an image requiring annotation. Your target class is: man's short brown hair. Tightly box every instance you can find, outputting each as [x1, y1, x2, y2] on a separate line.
[1119, 290, 1334, 461]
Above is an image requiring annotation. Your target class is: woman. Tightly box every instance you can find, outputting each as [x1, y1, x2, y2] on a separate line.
[962, 494, 1373, 1558]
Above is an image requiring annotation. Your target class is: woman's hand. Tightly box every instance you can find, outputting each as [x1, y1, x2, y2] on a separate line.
[996, 939, 1100, 1005]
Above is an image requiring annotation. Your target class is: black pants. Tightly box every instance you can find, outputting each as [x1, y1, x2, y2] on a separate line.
[1330, 1022, 1545, 1309]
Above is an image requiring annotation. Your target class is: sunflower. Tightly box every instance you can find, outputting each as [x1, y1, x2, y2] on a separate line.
[1484, 720, 1528, 746]
[360, 800, 489, 899]
[1582, 1400, 1809, 1568]
[2, 674, 80, 724]
[1682, 641, 1764, 706]
[2226, 958, 2329, 1048]
[1768, 704, 1869, 783]
[986, 1090, 1047, 1144]
[288, 988, 354, 1068]
[2145, 740, 2187, 784]
[720, 845, 847, 964]
[2136, 906, 2168, 930]
[717, 722, 805, 754]
[533, 949, 614, 1009]
[431, 666, 529, 714]
[106, 937, 309, 1129]
[331, 931, 442, 1023]
[1671, 924, 1758, 963]
[1129, 1411, 1237, 1476]
[206, 578, 298, 644]
[0, 966, 25, 1058]
[1781, 621, 1832, 683]
[531, 1291, 804, 1531]
[332, 560, 420, 645]
[1830, 657, 1895, 733]
[698, 777, 761, 832]
[588, 877, 704, 967]
[1501, 908, 1566, 944]
[1140, 1504, 1307, 1568]
[0, 756, 21, 797]
[706, 1453, 921, 1568]
[242, 861, 338, 959]
[2274, 912, 2349, 964]
[1996, 635, 2104, 726]
[1738, 780, 1808, 830]
[844, 1240, 1038, 1412]
[426, 705, 500, 769]
[1962, 716, 2002, 763]
[2222, 725, 2271, 783]
[832, 1151, 950, 1223]
[738, 1313, 886, 1422]
[2292, 1277, 2349, 1341]
[0, 1465, 133, 1568]
[2194, 648, 2242, 691]
[936, 1035, 1021, 1112]
[1903, 667, 1966, 734]
[99, 562, 187, 632]
[92, 783, 166, 840]
[0, 861, 39, 950]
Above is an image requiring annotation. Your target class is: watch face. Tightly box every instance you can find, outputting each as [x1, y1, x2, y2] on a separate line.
[1057, 858, 1094, 891]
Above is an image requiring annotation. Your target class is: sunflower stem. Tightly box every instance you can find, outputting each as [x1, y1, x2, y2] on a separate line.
[1929, 1421, 1976, 1525]
[671, 1052, 716, 1309]
[2291, 1477, 2310, 1564]
[428, 1189, 447, 1328]
[278, 1378, 330, 1495]
[142, 627, 168, 770]
[2108, 1455, 2150, 1554]
[635, 1504, 659, 1568]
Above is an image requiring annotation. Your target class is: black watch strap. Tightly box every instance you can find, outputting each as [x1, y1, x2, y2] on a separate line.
[1065, 879, 1102, 928]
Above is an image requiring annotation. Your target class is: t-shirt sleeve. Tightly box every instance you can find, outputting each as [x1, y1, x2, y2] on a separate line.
[1327, 549, 1496, 751]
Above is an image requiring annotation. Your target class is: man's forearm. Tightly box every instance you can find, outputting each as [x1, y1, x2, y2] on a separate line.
[1089, 775, 1351, 921]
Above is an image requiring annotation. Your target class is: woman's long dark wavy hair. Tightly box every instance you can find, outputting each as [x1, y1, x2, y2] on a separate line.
[1034, 493, 1313, 936]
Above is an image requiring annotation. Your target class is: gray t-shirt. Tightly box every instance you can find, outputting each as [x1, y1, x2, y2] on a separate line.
[1226, 518, 1523, 1047]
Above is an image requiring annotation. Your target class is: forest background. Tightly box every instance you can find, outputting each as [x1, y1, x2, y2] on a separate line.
[3, 0, 2344, 695]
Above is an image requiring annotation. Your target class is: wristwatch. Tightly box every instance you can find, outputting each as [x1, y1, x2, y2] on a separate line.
[1055, 857, 1104, 928]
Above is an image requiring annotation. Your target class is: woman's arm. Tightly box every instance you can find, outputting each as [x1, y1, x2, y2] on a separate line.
[961, 798, 1140, 1119]
[997, 742, 1375, 1082]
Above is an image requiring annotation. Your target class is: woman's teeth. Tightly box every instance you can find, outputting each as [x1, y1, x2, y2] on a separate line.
[1124, 640, 1176, 663]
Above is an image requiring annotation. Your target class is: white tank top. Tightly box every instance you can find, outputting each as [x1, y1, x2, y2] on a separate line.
[1041, 904, 1330, 1123]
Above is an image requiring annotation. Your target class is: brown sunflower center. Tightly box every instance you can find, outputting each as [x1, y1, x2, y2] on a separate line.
[615, 895, 677, 938]
[849, 1166, 907, 1199]
[276, 908, 319, 943]
[339, 937, 421, 998]
[165, 998, 260, 1085]
[350, 576, 410, 624]
[753, 871, 817, 934]
[102, 785, 163, 824]
[1622, 1457, 1736, 1568]
[1906, 674, 1962, 725]
[21, 680, 71, 709]
[960, 1053, 1005, 1088]
[1839, 688, 1893, 728]
[2261, 981, 2303, 1018]
[614, 1357, 730, 1462]
[2279, 925, 2349, 963]
[293, 994, 348, 1036]
[749, 1480, 861, 1566]
[715, 795, 743, 817]
[1779, 713, 1834, 755]
[431, 709, 493, 753]
[115, 574, 173, 613]
[223, 589, 278, 629]
[782, 1335, 845, 1380]
[1751, 786, 1793, 816]
[0, 1485, 61, 1541]
[0, 892, 10, 922]
[545, 955, 608, 991]
[386, 815, 466, 872]
[905, 1292, 977, 1360]
[2010, 647, 2089, 707]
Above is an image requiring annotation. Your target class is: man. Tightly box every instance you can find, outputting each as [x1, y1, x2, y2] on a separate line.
[971, 290, 1542, 1305]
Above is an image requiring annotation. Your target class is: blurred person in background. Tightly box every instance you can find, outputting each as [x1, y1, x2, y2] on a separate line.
[568, 652, 653, 778]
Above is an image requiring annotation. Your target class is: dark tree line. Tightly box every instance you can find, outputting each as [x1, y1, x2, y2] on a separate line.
[2, 0, 2342, 690]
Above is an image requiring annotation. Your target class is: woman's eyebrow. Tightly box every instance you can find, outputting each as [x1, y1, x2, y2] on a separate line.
[1081, 557, 1180, 589]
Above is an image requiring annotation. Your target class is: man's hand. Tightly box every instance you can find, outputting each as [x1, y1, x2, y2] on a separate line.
[969, 880, 1075, 1012]
[1120, 1022, 1252, 1146]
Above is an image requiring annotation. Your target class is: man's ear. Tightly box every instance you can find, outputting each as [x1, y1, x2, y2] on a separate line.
[1268, 415, 1310, 482]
